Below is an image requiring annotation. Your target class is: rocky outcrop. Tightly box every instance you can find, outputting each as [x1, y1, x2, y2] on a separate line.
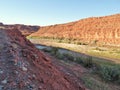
[0, 28, 85, 90]
[0, 23, 40, 36]
[30, 14, 120, 46]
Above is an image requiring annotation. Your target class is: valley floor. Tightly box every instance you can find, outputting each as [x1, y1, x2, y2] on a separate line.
[38, 45, 120, 90]
[29, 38, 120, 90]
[30, 38, 120, 63]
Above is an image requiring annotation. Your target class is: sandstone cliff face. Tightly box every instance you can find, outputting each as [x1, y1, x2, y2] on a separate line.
[0, 28, 85, 90]
[30, 14, 120, 45]
[0, 23, 40, 36]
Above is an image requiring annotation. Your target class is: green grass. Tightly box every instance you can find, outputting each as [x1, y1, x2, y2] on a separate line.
[27, 36, 43, 39]
[87, 50, 120, 61]
[28, 36, 88, 45]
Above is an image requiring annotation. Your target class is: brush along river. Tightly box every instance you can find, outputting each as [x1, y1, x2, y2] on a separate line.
[30, 38, 120, 63]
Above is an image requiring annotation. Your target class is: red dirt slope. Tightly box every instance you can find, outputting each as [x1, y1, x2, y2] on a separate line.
[0, 28, 86, 90]
[30, 14, 120, 45]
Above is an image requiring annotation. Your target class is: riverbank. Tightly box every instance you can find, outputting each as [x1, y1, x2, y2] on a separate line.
[30, 38, 120, 63]
[34, 44, 120, 90]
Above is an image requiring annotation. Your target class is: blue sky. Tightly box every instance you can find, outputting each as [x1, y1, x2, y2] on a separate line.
[0, 0, 120, 26]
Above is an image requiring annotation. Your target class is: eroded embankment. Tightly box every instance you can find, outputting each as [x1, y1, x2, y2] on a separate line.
[0, 29, 86, 90]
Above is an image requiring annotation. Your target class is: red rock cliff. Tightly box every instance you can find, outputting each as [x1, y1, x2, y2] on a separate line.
[30, 14, 120, 45]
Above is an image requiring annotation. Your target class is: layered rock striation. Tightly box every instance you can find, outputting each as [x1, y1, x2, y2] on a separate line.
[30, 14, 120, 45]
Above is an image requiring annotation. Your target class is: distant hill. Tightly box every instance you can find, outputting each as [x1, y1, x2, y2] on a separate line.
[0, 23, 40, 36]
[30, 14, 120, 46]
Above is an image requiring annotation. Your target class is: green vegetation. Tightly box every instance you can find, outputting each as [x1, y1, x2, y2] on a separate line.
[98, 64, 120, 82]
[28, 36, 88, 45]
[32, 37, 120, 90]
[81, 76, 110, 90]
[50, 47, 59, 55]
[88, 48, 120, 61]
[29, 37, 120, 63]
[41, 46, 120, 83]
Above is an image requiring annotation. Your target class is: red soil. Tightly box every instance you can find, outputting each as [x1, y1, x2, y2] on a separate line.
[30, 14, 120, 45]
[0, 28, 86, 90]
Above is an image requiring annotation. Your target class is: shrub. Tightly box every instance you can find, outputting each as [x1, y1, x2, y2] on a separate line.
[75, 57, 83, 64]
[51, 47, 59, 55]
[63, 53, 74, 61]
[41, 48, 51, 52]
[55, 52, 64, 59]
[81, 76, 109, 90]
[91, 40, 98, 45]
[76, 42, 82, 45]
[99, 65, 120, 82]
[83, 56, 93, 68]
[58, 39, 62, 43]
